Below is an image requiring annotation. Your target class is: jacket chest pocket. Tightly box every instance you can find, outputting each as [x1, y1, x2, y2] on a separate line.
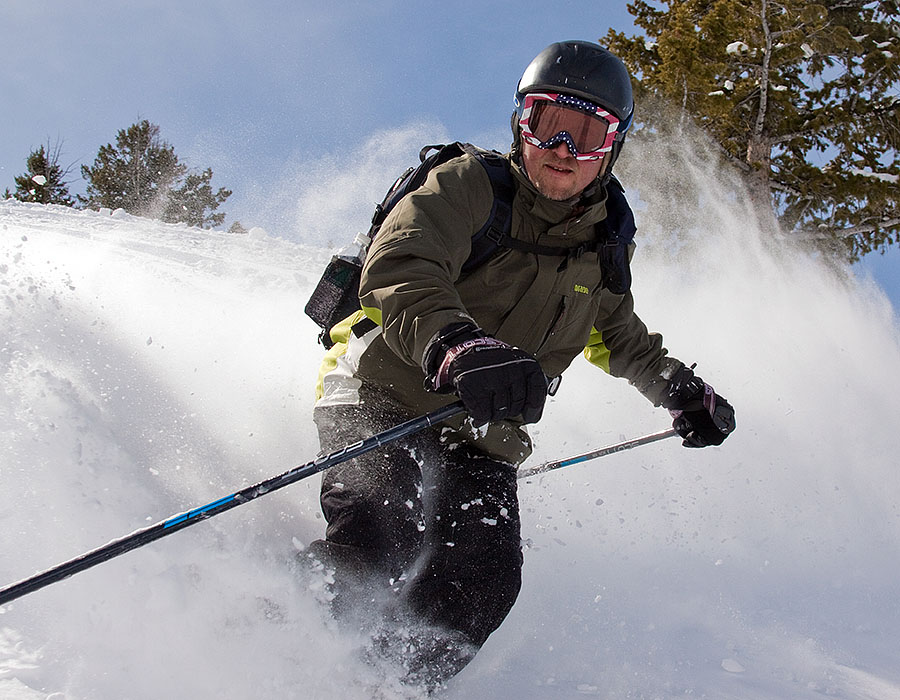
[535, 260, 602, 354]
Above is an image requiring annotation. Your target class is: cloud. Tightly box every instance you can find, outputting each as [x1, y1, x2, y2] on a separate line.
[254, 121, 451, 245]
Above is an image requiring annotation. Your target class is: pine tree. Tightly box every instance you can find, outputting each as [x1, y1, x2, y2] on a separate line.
[80, 120, 185, 216]
[80, 120, 231, 229]
[162, 168, 232, 229]
[11, 141, 74, 206]
[604, 0, 900, 260]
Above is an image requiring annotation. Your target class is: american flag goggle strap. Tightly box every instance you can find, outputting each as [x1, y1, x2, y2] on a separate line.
[519, 92, 620, 161]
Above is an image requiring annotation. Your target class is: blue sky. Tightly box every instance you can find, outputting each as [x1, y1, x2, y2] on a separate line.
[2, 1, 897, 310]
[0, 0, 635, 215]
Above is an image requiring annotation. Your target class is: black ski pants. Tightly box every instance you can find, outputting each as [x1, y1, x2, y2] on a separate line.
[310, 390, 523, 682]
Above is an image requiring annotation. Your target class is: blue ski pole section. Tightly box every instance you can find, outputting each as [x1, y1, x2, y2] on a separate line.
[0, 401, 466, 606]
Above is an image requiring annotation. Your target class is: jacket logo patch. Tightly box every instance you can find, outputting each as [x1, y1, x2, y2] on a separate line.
[574, 284, 590, 295]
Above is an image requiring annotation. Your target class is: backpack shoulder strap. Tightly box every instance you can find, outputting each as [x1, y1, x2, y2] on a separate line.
[602, 174, 636, 245]
[595, 174, 637, 294]
[370, 142, 468, 233]
[459, 143, 516, 273]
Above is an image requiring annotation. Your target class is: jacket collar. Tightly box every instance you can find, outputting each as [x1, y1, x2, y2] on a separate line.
[507, 155, 608, 240]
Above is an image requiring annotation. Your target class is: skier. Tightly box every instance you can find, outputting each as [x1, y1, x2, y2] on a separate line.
[308, 40, 736, 689]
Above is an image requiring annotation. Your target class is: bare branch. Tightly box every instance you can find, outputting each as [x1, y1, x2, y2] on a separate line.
[792, 217, 900, 239]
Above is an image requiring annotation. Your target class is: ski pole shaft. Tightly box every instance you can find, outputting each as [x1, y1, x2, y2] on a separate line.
[518, 428, 678, 479]
[0, 401, 466, 606]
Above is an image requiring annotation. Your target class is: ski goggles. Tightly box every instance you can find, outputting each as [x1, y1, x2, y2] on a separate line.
[518, 92, 620, 161]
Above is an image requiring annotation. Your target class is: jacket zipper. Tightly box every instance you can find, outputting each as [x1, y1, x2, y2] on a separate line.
[537, 296, 568, 351]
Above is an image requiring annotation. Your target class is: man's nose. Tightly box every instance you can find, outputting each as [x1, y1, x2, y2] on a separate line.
[549, 141, 575, 159]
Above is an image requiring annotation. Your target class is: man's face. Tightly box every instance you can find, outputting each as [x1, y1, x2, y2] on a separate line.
[521, 140, 605, 201]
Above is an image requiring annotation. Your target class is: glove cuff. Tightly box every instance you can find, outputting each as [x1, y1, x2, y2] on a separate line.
[425, 322, 510, 393]
[432, 336, 511, 392]
[422, 322, 483, 374]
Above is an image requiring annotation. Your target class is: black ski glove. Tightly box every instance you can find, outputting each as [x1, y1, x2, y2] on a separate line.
[663, 365, 736, 448]
[423, 323, 548, 427]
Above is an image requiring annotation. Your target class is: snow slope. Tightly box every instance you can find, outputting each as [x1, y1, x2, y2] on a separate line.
[2, 140, 900, 699]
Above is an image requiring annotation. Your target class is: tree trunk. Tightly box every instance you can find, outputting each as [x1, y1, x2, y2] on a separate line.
[745, 133, 779, 234]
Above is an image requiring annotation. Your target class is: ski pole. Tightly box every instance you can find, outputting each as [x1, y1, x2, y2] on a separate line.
[0, 401, 466, 607]
[518, 428, 678, 479]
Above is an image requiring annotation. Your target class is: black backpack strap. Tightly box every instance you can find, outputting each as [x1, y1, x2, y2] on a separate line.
[596, 174, 636, 294]
[603, 174, 637, 245]
[484, 232, 596, 258]
[370, 143, 468, 233]
[459, 144, 515, 273]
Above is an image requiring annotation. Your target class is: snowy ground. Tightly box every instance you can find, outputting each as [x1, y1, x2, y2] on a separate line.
[2, 145, 900, 699]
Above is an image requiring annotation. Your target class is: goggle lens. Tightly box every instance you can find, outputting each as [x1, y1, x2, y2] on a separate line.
[530, 101, 609, 152]
[519, 93, 620, 161]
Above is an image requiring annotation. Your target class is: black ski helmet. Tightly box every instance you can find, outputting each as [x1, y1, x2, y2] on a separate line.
[513, 40, 635, 175]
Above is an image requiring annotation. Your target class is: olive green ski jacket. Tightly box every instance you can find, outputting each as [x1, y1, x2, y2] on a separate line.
[315, 150, 682, 464]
